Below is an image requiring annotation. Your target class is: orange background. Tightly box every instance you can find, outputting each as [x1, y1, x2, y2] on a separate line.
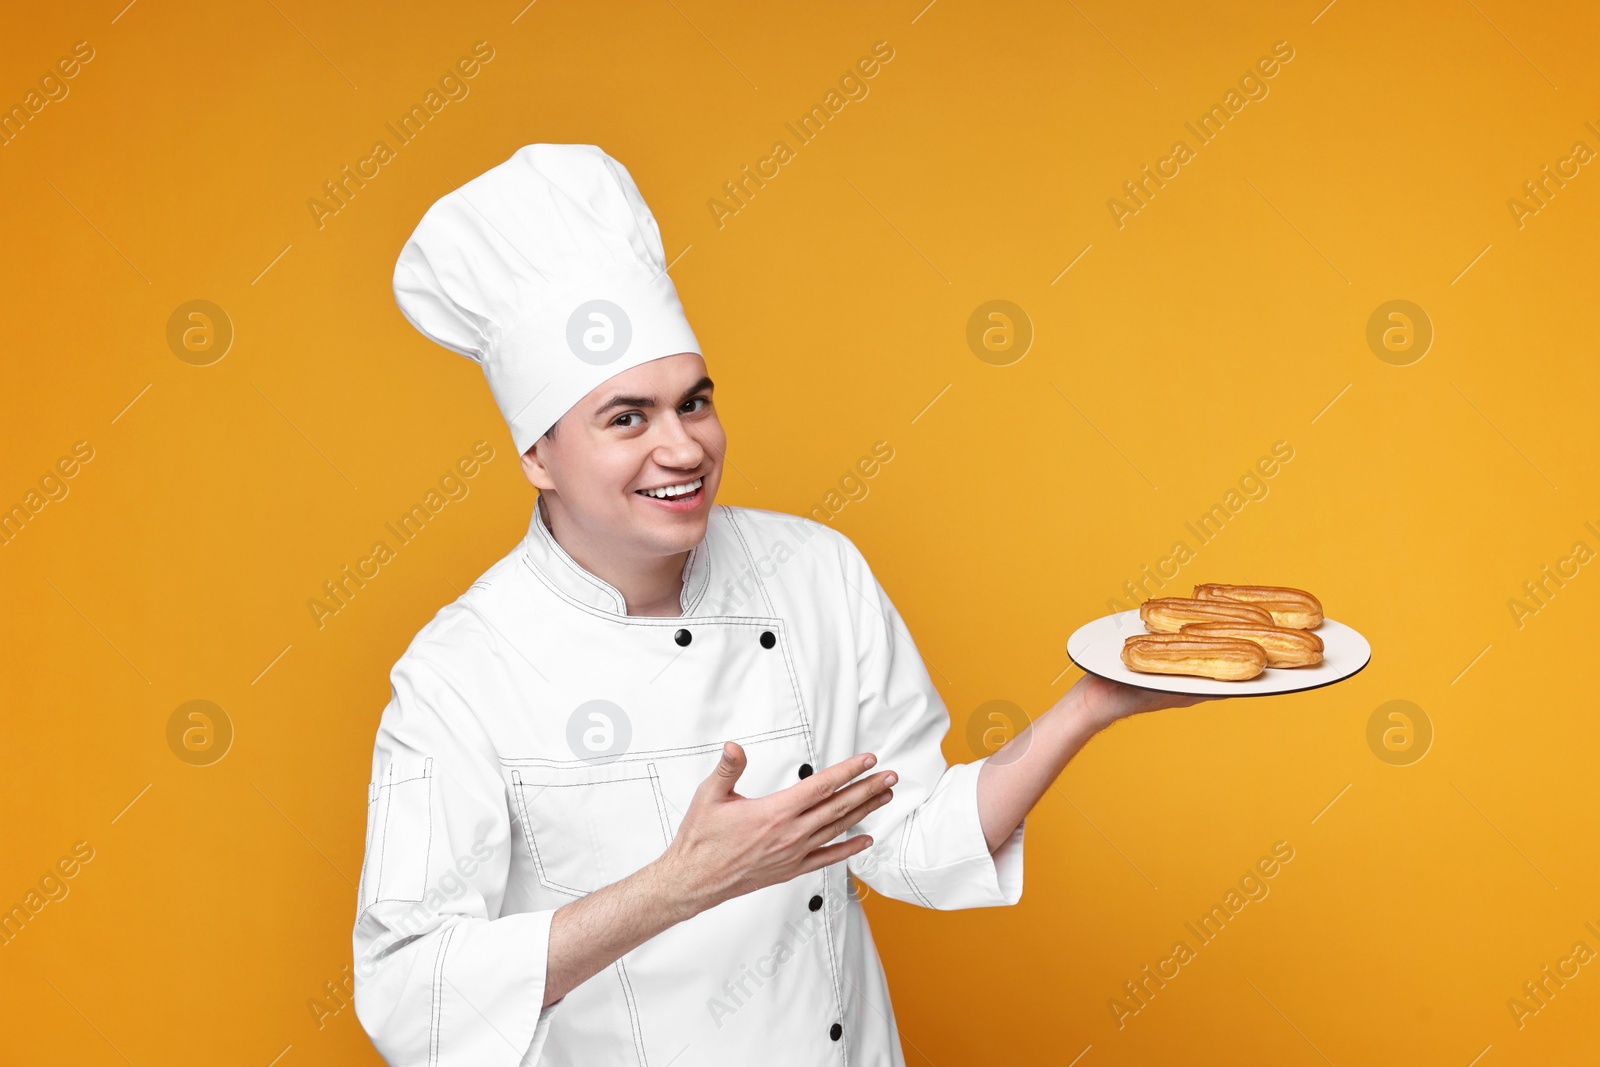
[3, 1, 1598, 1063]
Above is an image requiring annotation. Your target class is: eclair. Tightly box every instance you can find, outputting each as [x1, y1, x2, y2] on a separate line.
[1192, 584, 1324, 629]
[1139, 597, 1274, 633]
[1122, 633, 1267, 681]
[1179, 622, 1324, 668]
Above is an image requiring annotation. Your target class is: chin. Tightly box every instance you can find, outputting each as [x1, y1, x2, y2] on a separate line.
[629, 478, 718, 551]
[656, 508, 711, 548]
[627, 523, 705, 565]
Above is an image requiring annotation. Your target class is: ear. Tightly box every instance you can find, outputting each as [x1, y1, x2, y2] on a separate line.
[520, 441, 557, 491]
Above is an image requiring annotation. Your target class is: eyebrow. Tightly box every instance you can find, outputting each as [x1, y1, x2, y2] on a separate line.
[593, 376, 714, 418]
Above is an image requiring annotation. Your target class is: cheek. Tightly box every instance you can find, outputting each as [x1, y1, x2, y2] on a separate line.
[550, 440, 634, 505]
[599, 455, 646, 503]
[700, 416, 729, 466]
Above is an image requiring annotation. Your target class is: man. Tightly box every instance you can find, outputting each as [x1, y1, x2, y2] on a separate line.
[353, 143, 1202, 1065]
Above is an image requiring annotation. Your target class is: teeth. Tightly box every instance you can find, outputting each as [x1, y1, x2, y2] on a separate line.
[641, 477, 702, 499]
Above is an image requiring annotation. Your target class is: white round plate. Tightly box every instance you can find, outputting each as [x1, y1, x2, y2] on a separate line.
[1066, 609, 1372, 697]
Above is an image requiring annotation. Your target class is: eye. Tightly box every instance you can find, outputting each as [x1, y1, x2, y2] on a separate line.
[612, 412, 645, 428]
[681, 395, 710, 414]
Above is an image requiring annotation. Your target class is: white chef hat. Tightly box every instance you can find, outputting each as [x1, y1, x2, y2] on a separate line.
[392, 143, 701, 453]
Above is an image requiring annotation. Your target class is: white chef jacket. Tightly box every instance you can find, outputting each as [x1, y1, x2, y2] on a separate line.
[352, 497, 1027, 1066]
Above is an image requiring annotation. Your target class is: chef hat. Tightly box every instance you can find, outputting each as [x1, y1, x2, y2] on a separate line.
[393, 143, 701, 453]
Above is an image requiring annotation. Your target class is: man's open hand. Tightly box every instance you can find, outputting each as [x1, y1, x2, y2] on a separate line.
[1075, 671, 1212, 731]
[655, 743, 897, 917]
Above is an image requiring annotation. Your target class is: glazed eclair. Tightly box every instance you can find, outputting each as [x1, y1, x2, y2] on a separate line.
[1179, 622, 1324, 668]
[1192, 584, 1324, 629]
[1139, 597, 1274, 633]
[1122, 633, 1268, 681]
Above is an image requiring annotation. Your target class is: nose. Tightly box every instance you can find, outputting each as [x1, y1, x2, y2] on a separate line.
[652, 408, 707, 469]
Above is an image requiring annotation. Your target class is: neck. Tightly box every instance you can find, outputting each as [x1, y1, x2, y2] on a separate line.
[539, 495, 688, 617]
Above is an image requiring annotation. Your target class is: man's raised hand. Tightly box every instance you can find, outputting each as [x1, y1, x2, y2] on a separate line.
[656, 742, 897, 915]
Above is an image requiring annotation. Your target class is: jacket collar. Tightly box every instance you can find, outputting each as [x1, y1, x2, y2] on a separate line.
[521, 493, 712, 617]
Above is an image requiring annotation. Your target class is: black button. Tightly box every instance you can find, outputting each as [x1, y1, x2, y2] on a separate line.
[808, 894, 823, 912]
[759, 630, 776, 649]
[829, 1023, 842, 1041]
[674, 628, 692, 647]
[798, 763, 813, 779]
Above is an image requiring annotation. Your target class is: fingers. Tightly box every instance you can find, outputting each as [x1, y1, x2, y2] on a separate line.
[801, 767, 895, 819]
[807, 781, 895, 848]
[785, 752, 878, 811]
[702, 741, 746, 797]
[795, 834, 875, 877]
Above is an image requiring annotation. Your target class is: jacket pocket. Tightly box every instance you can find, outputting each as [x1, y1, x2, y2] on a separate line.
[357, 757, 434, 917]
[509, 762, 674, 898]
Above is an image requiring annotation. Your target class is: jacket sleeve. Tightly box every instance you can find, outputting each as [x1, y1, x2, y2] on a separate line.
[352, 650, 564, 1066]
[834, 533, 1025, 910]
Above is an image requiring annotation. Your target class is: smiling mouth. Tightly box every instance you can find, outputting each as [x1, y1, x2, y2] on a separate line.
[635, 476, 704, 503]
[637, 476, 703, 499]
